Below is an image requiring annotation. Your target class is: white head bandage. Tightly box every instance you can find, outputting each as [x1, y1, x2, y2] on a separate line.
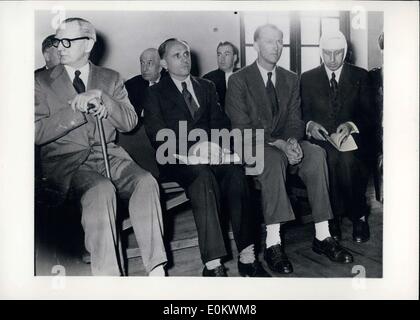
[319, 31, 347, 63]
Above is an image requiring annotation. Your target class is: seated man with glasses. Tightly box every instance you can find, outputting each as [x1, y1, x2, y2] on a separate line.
[35, 17, 167, 276]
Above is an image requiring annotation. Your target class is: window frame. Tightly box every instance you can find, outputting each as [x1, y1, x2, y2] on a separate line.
[239, 11, 350, 75]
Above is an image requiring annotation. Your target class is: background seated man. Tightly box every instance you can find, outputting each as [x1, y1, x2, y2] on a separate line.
[35, 17, 167, 276]
[119, 48, 167, 177]
[226, 24, 353, 275]
[35, 34, 60, 73]
[203, 41, 240, 111]
[144, 38, 269, 277]
[300, 31, 376, 243]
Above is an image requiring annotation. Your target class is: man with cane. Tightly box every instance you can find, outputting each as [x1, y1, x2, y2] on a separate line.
[35, 18, 167, 276]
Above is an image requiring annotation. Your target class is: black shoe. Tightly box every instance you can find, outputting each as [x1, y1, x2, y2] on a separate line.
[312, 237, 353, 264]
[202, 265, 228, 277]
[238, 260, 271, 277]
[353, 220, 370, 243]
[264, 244, 293, 274]
[329, 218, 342, 241]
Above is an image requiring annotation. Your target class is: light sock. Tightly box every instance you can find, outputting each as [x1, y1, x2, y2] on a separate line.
[315, 220, 331, 241]
[239, 244, 256, 264]
[265, 223, 281, 248]
[205, 258, 221, 270]
[149, 264, 165, 276]
[360, 216, 366, 222]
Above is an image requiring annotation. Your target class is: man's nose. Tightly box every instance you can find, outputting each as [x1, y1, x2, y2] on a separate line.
[181, 56, 189, 63]
[57, 42, 65, 51]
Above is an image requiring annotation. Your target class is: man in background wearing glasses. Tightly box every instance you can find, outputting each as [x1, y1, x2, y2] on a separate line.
[35, 17, 167, 276]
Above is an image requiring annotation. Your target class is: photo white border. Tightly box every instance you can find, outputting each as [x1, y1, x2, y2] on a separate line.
[0, 1, 418, 300]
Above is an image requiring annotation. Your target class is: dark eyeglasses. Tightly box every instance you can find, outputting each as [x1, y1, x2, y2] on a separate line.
[52, 37, 90, 48]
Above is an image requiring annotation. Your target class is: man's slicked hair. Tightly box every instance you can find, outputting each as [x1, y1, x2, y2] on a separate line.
[60, 17, 97, 42]
[158, 38, 190, 59]
[41, 34, 56, 53]
[253, 24, 283, 42]
[217, 41, 239, 57]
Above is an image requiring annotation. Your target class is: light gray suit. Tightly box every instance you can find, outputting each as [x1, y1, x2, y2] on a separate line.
[225, 62, 333, 225]
[35, 62, 167, 275]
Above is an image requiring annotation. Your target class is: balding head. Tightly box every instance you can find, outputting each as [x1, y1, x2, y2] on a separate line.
[140, 48, 161, 82]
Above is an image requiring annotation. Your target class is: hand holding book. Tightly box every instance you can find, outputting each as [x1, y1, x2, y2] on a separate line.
[320, 129, 358, 152]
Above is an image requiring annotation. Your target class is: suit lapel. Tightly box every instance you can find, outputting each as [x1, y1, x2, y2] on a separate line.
[218, 69, 226, 89]
[247, 62, 273, 123]
[50, 64, 78, 105]
[273, 66, 289, 124]
[164, 77, 194, 121]
[319, 64, 333, 101]
[337, 63, 352, 105]
[86, 62, 97, 91]
[191, 76, 206, 123]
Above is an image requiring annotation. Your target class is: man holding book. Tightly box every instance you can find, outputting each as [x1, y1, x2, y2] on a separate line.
[300, 31, 376, 243]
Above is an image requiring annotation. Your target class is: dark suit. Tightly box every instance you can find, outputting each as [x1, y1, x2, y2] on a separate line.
[369, 67, 383, 157]
[226, 62, 333, 224]
[35, 66, 47, 74]
[35, 62, 167, 275]
[144, 75, 256, 263]
[203, 68, 239, 110]
[300, 63, 374, 221]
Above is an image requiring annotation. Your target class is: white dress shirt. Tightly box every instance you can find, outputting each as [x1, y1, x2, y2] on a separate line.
[224, 70, 233, 88]
[324, 64, 343, 84]
[171, 75, 200, 108]
[256, 60, 277, 86]
[64, 63, 90, 87]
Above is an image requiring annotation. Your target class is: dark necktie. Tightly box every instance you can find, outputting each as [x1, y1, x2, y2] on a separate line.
[329, 71, 340, 121]
[266, 72, 278, 115]
[181, 81, 199, 119]
[73, 70, 86, 94]
[330, 72, 338, 97]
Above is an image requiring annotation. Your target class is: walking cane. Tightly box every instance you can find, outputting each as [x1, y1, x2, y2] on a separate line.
[90, 102, 125, 276]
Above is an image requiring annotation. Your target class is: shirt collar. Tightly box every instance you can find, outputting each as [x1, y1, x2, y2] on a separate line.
[256, 60, 276, 86]
[148, 75, 161, 87]
[224, 70, 233, 86]
[171, 75, 192, 93]
[324, 63, 344, 83]
[64, 63, 90, 85]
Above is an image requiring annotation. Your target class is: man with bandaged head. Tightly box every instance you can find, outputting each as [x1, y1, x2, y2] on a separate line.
[301, 31, 375, 243]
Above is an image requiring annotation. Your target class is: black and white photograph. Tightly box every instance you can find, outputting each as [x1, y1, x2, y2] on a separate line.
[0, 0, 418, 300]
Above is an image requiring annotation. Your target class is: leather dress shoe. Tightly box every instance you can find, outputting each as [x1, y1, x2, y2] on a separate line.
[238, 260, 271, 277]
[353, 220, 370, 243]
[264, 244, 293, 274]
[312, 237, 353, 263]
[329, 218, 342, 241]
[202, 265, 227, 277]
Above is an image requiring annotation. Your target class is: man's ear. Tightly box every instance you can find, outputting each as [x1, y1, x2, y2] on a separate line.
[233, 54, 239, 65]
[253, 42, 259, 54]
[160, 59, 168, 70]
[85, 39, 95, 53]
[43, 51, 50, 63]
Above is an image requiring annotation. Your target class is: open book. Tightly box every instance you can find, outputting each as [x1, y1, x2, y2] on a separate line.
[174, 152, 241, 165]
[321, 132, 358, 152]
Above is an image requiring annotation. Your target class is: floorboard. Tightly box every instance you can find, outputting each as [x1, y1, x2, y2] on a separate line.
[35, 178, 383, 278]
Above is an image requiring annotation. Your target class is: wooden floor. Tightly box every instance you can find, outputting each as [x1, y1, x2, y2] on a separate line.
[35, 179, 383, 278]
